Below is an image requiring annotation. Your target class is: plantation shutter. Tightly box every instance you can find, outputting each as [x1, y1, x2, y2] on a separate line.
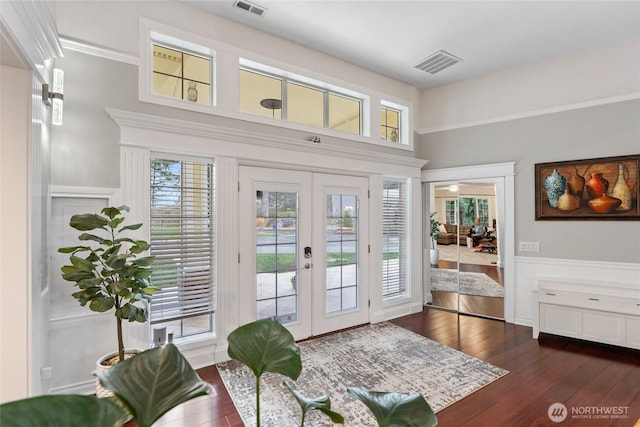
[382, 179, 407, 298]
[150, 157, 215, 324]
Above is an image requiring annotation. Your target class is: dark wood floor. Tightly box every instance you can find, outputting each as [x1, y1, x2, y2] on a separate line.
[135, 308, 640, 426]
[431, 260, 504, 319]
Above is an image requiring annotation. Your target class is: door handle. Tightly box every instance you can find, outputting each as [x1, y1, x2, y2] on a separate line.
[304, 263, 312, 269]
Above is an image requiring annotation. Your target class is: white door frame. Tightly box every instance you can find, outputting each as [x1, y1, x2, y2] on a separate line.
[422, 162, 516, 323]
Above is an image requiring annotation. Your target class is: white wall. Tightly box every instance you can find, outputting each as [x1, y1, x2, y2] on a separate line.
[418, 37, 640, 133]
[0, 65, 31, 402]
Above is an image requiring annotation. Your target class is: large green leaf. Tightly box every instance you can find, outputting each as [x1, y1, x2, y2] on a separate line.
[0, 394, 126, 427]
[284, 380, 344, 425]
[347, 388, 437, 427]
[69, 213, 108, 231]
[227, 318, 302, 380]
[96, 343, 212, 427]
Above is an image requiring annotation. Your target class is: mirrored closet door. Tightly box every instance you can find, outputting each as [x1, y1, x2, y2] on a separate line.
[426, 180, 504, 319]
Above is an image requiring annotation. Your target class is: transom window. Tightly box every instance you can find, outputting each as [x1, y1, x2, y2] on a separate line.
[380, 106, 400, 143]
[152, 44, 212, 105]
[239, 68, 362, 136]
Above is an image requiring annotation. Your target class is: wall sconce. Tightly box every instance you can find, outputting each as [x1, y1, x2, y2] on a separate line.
[42, 68, 64, 126]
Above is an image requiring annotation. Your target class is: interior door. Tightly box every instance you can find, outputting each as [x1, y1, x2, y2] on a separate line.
[239, 167, 369, 340]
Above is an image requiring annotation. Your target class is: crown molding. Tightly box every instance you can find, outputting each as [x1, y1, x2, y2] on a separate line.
[59, 37, 139, 66]
[107, 108, 427, 170]
[1, 0, 63, 82]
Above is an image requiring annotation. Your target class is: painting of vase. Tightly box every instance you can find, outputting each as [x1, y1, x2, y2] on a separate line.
[535, 155, 640, 220]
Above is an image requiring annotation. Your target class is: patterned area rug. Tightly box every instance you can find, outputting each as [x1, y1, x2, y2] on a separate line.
[431, 268, 504, 298]
[217, 322, 508, 426]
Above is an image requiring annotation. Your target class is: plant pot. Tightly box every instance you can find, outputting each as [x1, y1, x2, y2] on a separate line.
[95, 349, 141, 398]
[429, 249, 439, 266]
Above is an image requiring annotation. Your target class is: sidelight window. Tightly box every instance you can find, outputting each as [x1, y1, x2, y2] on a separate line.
[149, 157, 215, 339]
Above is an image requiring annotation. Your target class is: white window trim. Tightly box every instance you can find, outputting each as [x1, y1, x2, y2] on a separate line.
[139, 18, 217, 114]
[381, 100, 410, 146]
[240, 64, 366, 137]
[139, 18, 415, 151]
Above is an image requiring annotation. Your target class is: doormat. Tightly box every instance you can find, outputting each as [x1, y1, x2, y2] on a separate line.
[217, 322, 508, 426]
[431, 268, 504, 298]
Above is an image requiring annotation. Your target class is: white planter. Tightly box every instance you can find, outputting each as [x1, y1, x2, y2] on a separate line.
[430, 249, 439, 266]
[95, 349, 141, 398]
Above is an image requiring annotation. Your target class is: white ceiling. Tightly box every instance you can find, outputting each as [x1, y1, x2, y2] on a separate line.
[181, 0, 640, 90]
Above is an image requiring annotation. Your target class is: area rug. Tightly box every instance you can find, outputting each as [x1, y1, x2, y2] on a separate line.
[217, 322, 508, 426]
[431, 268, 504, 298]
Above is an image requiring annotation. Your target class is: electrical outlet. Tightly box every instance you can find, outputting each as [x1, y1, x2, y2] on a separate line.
[519, 242, 540, 252]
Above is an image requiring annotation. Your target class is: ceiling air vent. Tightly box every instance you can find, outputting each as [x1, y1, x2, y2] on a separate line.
[415, 50, 462, 75]
[234, 0, 266, 16]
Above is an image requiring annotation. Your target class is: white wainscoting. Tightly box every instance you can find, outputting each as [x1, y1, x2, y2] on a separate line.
[514, 256, 640, 327]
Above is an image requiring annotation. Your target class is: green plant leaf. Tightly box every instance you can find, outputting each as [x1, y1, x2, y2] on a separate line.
[70, 255, 94, 272]
[78, 233, 106, 244]
[227, 318, 302, 381]
[101, 206, 124, 219]
[89, 295, 115, 312]
[133, 256, 155, 267]
[110, 216, 125, 229]
[346, 388, 437, 427]
[70, 213, 108, 231]
[0, 394, 126, 427]
[62, 270, 95, 282]
[105, 253, 128, 270]
[95, 344, 212, 427]
[284, 380, 345, 424]
[58, 245, 90, 254]
[119, 223, 143, 232]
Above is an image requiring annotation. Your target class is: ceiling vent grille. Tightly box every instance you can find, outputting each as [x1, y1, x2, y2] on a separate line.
[415, 50, 462, 75]
[234, 0, 266, 16]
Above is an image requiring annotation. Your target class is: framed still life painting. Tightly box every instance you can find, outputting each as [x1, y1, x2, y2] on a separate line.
[535, 154, 640, 220]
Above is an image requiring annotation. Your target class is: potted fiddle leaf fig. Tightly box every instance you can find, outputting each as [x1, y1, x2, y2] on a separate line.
[58, 206, 157, 368]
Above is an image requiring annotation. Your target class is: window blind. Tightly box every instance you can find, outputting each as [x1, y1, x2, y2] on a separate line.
[150, 158, 215, 325]
[382, 179, 407, 298]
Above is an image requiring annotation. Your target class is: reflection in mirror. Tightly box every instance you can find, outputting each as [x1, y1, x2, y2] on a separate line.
[426, 181, 504, 320]
[427, 182, 459, 313]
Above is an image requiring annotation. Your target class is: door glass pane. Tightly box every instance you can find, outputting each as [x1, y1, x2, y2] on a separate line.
[256, 190, 298, 323]
[325, 194, 358, 313]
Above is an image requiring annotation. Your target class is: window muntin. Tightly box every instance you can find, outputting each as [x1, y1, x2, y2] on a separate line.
[239, 67, 363, 136]
[152, 44, 212, 105]
[445, 199, 457, 225]
[150, 157, 215, 339]
[382, 179, 407, 299]
[325, 194, 359, 313]
[380, 106, 400, 143]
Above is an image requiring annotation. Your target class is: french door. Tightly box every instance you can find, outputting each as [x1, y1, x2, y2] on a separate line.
[239, 167, 369, 340]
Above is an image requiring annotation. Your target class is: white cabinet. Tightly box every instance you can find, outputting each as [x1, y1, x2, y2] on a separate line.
[533, 279, 640, 350]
